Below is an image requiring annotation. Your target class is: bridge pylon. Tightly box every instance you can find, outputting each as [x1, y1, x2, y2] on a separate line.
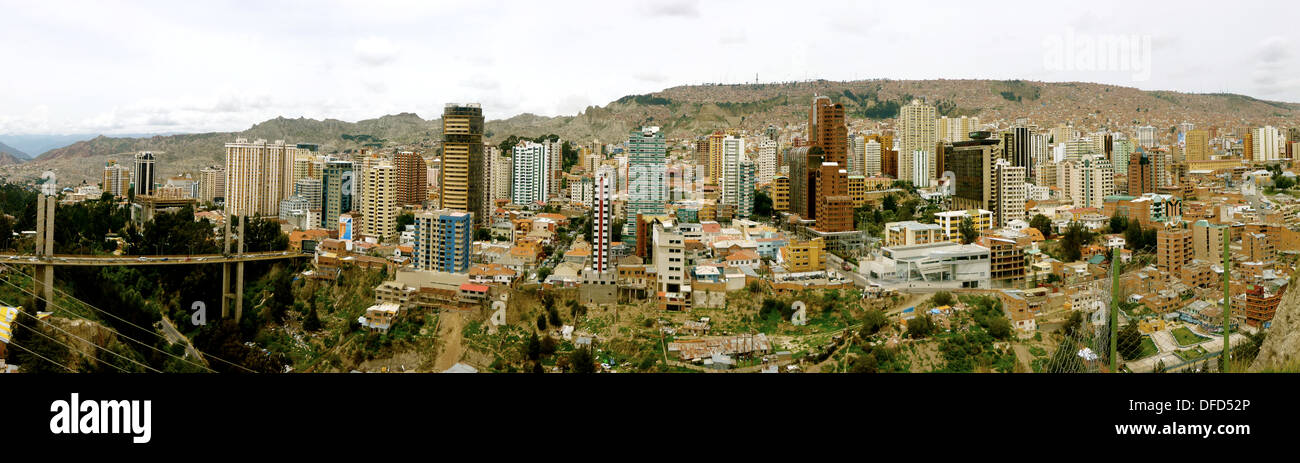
[33, 194, 55, 311]
[221, 212, 246, 322]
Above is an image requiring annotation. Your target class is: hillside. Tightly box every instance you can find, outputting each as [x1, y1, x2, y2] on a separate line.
[4, 79, 1298, 185]
[0, 141, 27, 166]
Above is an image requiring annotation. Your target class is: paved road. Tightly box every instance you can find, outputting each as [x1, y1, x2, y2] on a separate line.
[160, 315, 205, 363]
[825, 254, 870, 288]
[0, 251, 309, 266]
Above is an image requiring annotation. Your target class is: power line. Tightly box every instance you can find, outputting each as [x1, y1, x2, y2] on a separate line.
[0, 263, 253, 373]
[0, 266, 217, 372]
[12, 310, 158, 372]
[5, 339, 74, 372]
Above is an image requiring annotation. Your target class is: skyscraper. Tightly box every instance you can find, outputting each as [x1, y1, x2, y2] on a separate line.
[511, 141, 550, 206]
[863, 138, 882, 177]
[1184, 129, 1209, 162]
[360, 162, 398, 242]
[394, 150, 427, 207]
[720, 135, 744, 208]
[441, 103, 485, 226]
[592, 165, 616, 273]
[321, 160, 354, 228]
[133, 151, 156, 197]
[898, 99, 937, 184]
[625, 126, 667, 240]
[1127, 149, 1155, 195]
[225, 138, 303, 217]
[848, 134, 865, 175]
[737, 160, 756, 219]
[103, 160, 131, 198]
[1137, 125, 1157, 148]
[707, 130, 725, 185]
[757, 138, 778, 184]
[1252, 126, 1282, 161]
[1004, 126, 1032, 178]
[809, 96, 847, 164]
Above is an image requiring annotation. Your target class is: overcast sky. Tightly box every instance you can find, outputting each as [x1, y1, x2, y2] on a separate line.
[0, 0, 1295, 135]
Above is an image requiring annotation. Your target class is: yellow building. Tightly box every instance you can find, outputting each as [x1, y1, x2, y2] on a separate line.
[779, 238, 825, 273]
[772, 176, 790, 212]
[934, 209, 995, 242]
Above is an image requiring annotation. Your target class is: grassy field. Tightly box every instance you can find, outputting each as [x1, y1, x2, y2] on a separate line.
[1172, 326, 1209, 346]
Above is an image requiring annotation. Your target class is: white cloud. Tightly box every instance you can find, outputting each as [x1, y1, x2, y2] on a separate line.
[353, 37, 400, 66]
[0, 0, 1294, 135]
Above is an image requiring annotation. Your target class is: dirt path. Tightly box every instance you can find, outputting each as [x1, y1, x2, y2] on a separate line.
[1012, 344, 1033, 372]
[433, 312, 466, 371]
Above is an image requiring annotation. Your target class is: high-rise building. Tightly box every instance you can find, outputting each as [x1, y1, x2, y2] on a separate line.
[1004, 126, 1032, 177]
[412, 209, 473, 273]
[1063, 155, 1114, 209]
[103, 160, 131, 198]
[485, 145, 511, 203]
[198, 166, 225, 204]
[542, 138, 564, 199]
[938, 116, 980, 142]
[945, 135, 1023, 227]
[737, 160, 756, 219]
[1184, 129, 1209, 162]
[1111, 138, 1133, 176]
[757, 138, 778, 184]
[1137, 125, 1158, 148]
[393, 150, 427, 207]
[321, 160, 354, 228]
[772, 175, 790, 212]
[1252, 126, 1282, 162]
[360, 162, 398, 242]
[809, 96, 847, 165]
[625, 126, 667, 239]
[511, 141, 550, 206]
[133, 151, 156, 197]
[592, 165, 616, 273]
[1127, 149, 1155, 195]
[707, 131, 725, 185]
[225, 138, 303, 217]
[863, 138, 882, 177]
[897, 99, 937, 183]
[441, 103, 486, 226]
[720, 135, 744, 208]
[786, 146, 817, 219]
[294, 178, 323, 211]
[815, 162, 853, 232]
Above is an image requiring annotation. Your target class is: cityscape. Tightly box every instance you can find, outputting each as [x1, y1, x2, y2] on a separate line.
[1, 1, 1298, 376]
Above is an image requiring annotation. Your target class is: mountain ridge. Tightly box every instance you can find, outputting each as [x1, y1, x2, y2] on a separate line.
[5, 79, 1297, 185]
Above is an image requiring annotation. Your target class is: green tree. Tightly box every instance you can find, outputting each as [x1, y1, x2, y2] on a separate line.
[475, 228, 492, 241]
[526, 333, 541, 360]
[1030, 214, 1052, 238]
[569, 346, 596, 373]
[958, 216, 978, 244]
[906, 315, 935, 339]
[860, 310, 888, 337]
[1117, 323, 1143, 360]
[396, 212, 415, 230]
[1059, 221, 1093, 262]
[931, 291, 954, 307]
[752, 190, 774, 219]
[1109, 214, 1127, 234]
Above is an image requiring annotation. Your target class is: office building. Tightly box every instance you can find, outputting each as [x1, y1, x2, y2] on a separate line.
[757, 138, 778, 184]
[133, 151, 156, 197]
[198, 165, 225, 204]
[322, 160, 354, 228]
[441, 103, 486, 226]
[103, 160, 131, 198]
[625, 126, 667, 239]
[592, 165, 616, 273]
